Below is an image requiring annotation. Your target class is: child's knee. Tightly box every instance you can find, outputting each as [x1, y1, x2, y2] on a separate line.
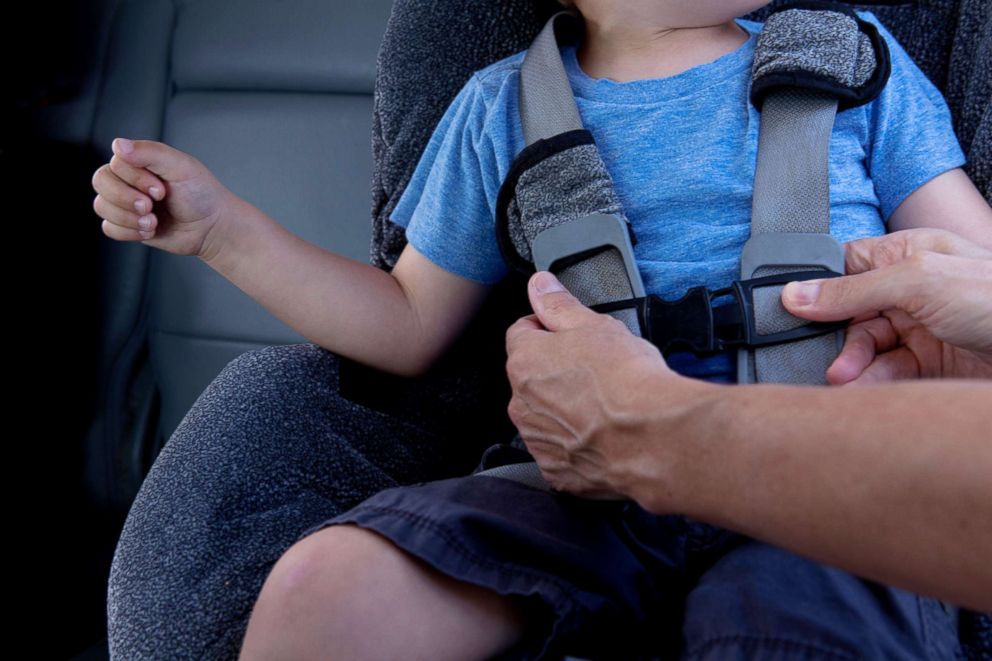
[266, 523, 400, 602]
[245, 522, 529, 660]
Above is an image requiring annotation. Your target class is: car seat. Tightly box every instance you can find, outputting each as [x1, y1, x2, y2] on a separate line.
[105, 0, 991, 658]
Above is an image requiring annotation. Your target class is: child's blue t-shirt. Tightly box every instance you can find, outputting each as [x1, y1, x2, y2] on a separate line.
[389, 10, 966, 383]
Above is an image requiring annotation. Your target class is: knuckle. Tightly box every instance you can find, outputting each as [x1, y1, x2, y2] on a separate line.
[903, 252, 941, 290]
[100, 218, 123, 240]
[593, 313, 623, 334]
[904, 251, 927, 271]
[545, 295, 570, 315]
[507, 397, 526, 425]
[507, 397, 520, 417]
[505, 357, 519, 382]
[924, 228, 955, 252]
[109, 153, 128, 175]
[91, 165, 105, 190]
[141, 175, 160, 194]
[94, 195, 114, 220]
[871, 237, 905, 269]
[505, 334, 519, 359]
[909, 252, 945, 296]
[506, 358, 521, 384]
[909, 250, 940, 275]
[607, 316, 627, 332]
[505, 326, 521, 348]
[507, 329, 535, 358]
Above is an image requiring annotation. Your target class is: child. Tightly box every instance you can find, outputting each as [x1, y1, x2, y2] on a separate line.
[94, 0, 990, 658]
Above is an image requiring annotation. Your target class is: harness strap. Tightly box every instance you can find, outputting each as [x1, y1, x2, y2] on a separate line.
[519, 9, 584, 143]
[737, 3, 889, 384]
[502, 8, 645, 336]
[739, 89, 843, 384]
[477, 1, 890, 489]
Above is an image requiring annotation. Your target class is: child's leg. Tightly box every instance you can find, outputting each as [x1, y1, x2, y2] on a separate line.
[239, 523, 528, 660]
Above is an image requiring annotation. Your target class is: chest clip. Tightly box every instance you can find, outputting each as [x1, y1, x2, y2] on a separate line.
[589, 270, 849, 355]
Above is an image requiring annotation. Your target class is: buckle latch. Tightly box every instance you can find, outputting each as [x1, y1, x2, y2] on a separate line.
[589, 270, 848, 355]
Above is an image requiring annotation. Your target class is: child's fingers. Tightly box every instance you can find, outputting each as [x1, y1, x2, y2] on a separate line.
[100, 216, 155, 242]
[107, 150, 167, 202]
[94, 192, 156, 237]
[92, 164, 155, 217]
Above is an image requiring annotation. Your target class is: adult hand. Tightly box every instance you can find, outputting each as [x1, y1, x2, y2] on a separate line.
[781, 229, 992, 384]
[505, 272, 707, 501]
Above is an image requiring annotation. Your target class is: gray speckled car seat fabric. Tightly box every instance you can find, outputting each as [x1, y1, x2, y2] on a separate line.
[107, 0, 991, 658]
[107, 344, 498, 658]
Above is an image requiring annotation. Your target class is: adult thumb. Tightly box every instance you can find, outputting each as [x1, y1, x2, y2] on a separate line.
[528, 272, 599, 332]
[781, 266, 913, 322]
[112, 137, 195, 181]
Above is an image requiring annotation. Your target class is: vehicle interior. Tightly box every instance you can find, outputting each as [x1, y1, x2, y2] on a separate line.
[6, 0, 988, 658]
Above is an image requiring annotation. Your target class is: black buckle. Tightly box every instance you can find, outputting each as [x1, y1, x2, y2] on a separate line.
[589, 270, 848, 355]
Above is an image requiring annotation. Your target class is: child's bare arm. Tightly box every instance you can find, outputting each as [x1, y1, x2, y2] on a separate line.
[888, 168, 992, 250]
[202, 194, 493, 377]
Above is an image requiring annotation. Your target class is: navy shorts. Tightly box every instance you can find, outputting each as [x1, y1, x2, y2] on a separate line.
[294, 469, 961, 660]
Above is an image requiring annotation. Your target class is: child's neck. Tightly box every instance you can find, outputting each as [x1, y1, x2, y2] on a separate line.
[575, 19, 749, 82]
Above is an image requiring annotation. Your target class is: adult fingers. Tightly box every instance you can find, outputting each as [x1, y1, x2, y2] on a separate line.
[843, 228, 990, 275]
[847, 347, 922, 385]
[826, 316, 898, 385]
[505, 313, 546, 356]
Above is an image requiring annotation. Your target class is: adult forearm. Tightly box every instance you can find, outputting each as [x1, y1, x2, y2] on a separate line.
[199, 195, 424, 376]
[631, 377, 992, 611]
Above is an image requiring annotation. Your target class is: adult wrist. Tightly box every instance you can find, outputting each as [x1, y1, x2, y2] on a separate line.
[622, 367, 728, 517]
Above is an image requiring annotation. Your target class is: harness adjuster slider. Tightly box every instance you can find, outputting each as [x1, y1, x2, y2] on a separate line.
[589, 270, 848, 355]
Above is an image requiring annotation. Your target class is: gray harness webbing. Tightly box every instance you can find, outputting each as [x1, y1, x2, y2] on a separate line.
[740, 89, 843, 385]
[519, 10, 583, 143]
[475, 3, 889, 490]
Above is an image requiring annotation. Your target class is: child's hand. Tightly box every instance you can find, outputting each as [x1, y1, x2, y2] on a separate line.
[92, 138, 237, 258]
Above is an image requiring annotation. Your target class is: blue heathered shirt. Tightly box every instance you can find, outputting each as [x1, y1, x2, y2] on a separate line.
[390, 11, 966, 383]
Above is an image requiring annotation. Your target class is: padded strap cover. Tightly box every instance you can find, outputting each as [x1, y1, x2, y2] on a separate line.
[750, 1, 890, 111]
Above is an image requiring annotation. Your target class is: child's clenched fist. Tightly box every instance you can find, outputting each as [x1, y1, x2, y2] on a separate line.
[92, 137, 237, 259]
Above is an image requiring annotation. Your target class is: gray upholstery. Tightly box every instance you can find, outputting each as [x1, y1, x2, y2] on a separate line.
[107, 344, 487, 658]
[81, 0, 391, 515]
[96, 0, 990, 658]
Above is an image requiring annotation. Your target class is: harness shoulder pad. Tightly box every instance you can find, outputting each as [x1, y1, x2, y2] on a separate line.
[750, 1, 891, 112]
